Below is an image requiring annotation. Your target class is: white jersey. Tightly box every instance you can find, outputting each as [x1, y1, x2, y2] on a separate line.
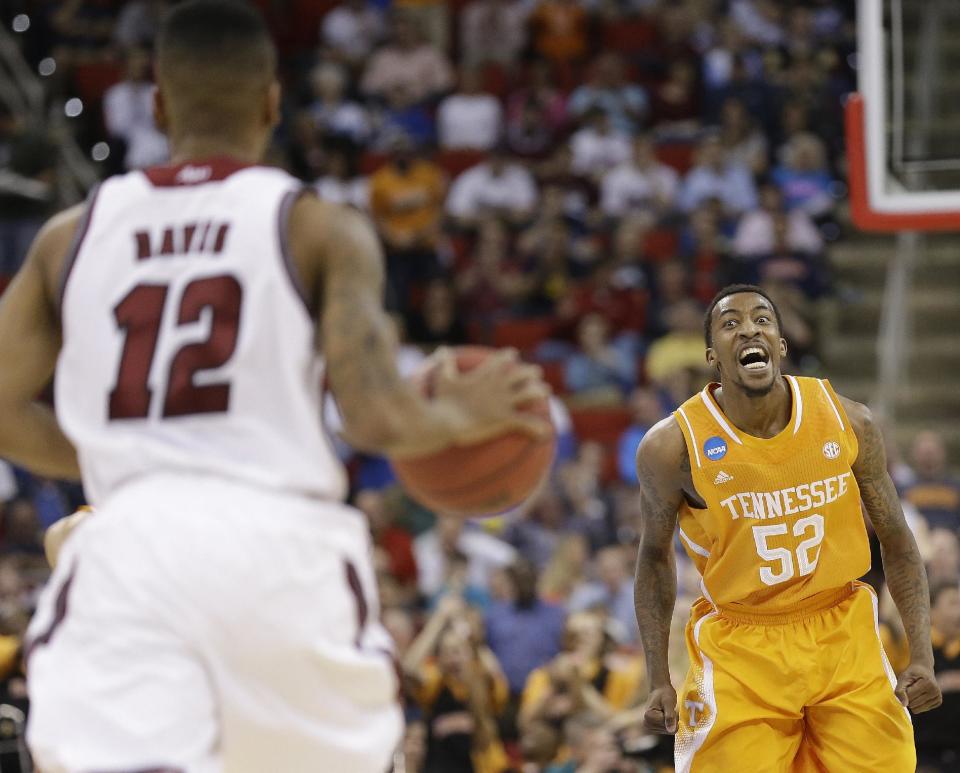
[56, 158, 348, 505]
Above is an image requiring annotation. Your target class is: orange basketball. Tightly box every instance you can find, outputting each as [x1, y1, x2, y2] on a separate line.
[390, 346, 556, 517]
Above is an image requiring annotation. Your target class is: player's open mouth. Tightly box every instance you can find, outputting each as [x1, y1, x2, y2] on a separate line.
[738, 345, 770, 372]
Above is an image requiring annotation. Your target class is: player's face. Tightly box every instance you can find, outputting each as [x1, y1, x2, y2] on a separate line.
[706, 293, 787, 397]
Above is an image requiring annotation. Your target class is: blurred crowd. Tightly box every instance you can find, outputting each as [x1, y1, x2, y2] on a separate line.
[0, 0, 958, 771]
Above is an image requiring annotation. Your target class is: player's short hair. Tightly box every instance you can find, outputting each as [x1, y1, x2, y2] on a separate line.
[156, 0, 277, 135]
[703, 284, 783, 348]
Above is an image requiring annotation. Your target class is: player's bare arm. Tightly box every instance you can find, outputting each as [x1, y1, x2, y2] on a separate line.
[288, 195, 549, 458]
[0, 206, 82, 479]
[633, 416, 688, 734]
[843, 395, 942, 713]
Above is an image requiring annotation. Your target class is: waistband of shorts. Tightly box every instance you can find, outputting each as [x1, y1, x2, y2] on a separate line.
[715, 583, 855, 625]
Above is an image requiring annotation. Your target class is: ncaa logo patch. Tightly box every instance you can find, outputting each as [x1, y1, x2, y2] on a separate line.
[823, 441, 841, 460]
[703, 436, 728, 461]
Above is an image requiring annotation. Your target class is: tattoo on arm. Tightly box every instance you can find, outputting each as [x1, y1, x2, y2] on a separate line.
[853, 407, 933, 666]
[634, 433, 684, 688]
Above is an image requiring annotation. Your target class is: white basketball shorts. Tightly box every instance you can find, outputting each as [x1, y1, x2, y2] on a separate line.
[25, 473, 403, 773]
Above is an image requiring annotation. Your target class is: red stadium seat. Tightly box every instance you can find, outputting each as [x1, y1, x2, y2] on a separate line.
[644, 227, 679, 262]
[540, 360, 567, 395]
[568, 406, 633, 482]
[491, 317, 555, 354]
[71, 61, 123, 104]
[655, 141, 696, 174]
[602, 19, 657, 54]
[359, 152, 389, 175]
[437, 149, 486, 177]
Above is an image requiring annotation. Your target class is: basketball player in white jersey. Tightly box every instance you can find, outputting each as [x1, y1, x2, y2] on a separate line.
[0, 2, 551, 770]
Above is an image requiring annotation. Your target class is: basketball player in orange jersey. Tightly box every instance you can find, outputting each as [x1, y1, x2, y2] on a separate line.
[0, 1, 550, 771]
[633, 285, 941, 772]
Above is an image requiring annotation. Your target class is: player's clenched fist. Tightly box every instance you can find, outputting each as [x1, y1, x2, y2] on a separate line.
[896, 662, 942, 713]
[641, 684, 678, 734]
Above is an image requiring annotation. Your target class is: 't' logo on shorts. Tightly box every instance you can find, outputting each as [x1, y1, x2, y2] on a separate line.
[703, 436, 727, 461]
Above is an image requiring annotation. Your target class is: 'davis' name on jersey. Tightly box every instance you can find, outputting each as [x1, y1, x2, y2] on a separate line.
[134, 221, 232, 261]
[718, 472, 853, 521]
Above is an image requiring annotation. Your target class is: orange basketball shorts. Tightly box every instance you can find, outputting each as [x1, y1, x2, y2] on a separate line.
[674, 581, 915, 773]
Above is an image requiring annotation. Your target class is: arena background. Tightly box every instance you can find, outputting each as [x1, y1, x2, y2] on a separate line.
[0, 1, 957, 771]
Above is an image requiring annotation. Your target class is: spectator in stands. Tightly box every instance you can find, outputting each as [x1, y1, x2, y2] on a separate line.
[373, 83, 437, 149]
[901, 431, 960, 534]
[529, 0, 590, 67]
[733, 182, 823, 258]
[460, 0, 531, 68]
[730, 0, 785, 47]
[308, 63, 371, 144]
[357, 488, 417, 588]
[569, 109, 632, 182]
[548, 711, 630, 772]
[649, 59, 701, 132]
[771, 132, 836, 219]
[647, 261, 694, 338]
[485, 559, 566, 696]
[457, 220, 534, 325]
[564, 314, 637, 401]
[617, 387, 666, 485]
[567, 546, 637, 643]
[678, 132, 758, 215]
[361, 14, 454, 105]
[314, 146, 369, 210]
[520, 610, 644, 735]
[408, 279, 470, 346]
[113, 0, 169, 49]
[102, 47, 169, 170]
[0, 107, 56, 279]
[568, 53, 648, 135]
[321, 0, 385, 68]
[718, 96, 768, 175]
[368, 136, 446, 309]
[539, 533, 590, 605]
[600, 133, 680, 220]
[925, 530, 960, 588]
[437, 68, 503, 151]
[506, 62, 568, 147]
[446, 147, 539, 229]
[504, 487, 572, 572]
[914, 580, 960, 773]
[403, 595, 511, 773]
[415, 515, 516, 599]
[645, 299, 710, 386]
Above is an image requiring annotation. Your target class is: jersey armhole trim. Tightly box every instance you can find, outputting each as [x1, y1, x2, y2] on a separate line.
[676, 407, 701, 468]
[56, 182, 102, 319]
[817, 379, 846, 432]
[277, 187, 314, 319]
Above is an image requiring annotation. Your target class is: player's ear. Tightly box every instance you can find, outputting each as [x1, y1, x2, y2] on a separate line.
[266, 80, 281, 130]
[153, 85, 168, 135]
[705, 347, 718, 370]
[779, 338, 787, 358]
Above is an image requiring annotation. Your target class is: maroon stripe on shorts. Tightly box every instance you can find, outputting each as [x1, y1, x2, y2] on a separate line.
[344, 560, 368, 648]
[24, 566, 76, 663]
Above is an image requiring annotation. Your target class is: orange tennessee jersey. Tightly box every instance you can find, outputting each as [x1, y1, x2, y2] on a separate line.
[673, 376, 870, 615]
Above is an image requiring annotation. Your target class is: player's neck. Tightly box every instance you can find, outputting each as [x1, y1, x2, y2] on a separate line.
[714, 376, 791, 439]
[169, 135, 263, 166]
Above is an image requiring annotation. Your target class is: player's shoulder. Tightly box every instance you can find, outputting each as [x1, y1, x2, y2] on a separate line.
[635, 415, 687, 475]
[833, 392, 874, 438]
[28, 203, 88, 297]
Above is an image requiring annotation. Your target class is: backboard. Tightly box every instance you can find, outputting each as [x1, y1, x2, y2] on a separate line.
[845, 0, 960, 230]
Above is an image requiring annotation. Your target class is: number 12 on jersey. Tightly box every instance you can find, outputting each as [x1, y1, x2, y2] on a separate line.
[752, 515, 825, 586]
[108, 275, 242, 420]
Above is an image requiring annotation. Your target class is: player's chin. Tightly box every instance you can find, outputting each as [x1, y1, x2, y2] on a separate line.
[735, 363, 776, 395]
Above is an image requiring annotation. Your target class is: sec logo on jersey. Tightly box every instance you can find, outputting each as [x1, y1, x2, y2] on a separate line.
[823, 441, 841, 460]
[703, 436, 728, 461]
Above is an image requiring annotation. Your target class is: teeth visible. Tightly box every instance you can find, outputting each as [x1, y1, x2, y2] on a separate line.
[744, 360, 767, 370]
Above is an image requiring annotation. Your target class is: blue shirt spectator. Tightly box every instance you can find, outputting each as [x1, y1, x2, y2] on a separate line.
[616, 387, 668, 484]
[568, 53, 648, 134]
[485, 560, 566, 693]
[678, 134, 758, 215]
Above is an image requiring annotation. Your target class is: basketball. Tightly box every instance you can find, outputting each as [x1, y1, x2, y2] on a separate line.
[390, 346, 557, 517]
